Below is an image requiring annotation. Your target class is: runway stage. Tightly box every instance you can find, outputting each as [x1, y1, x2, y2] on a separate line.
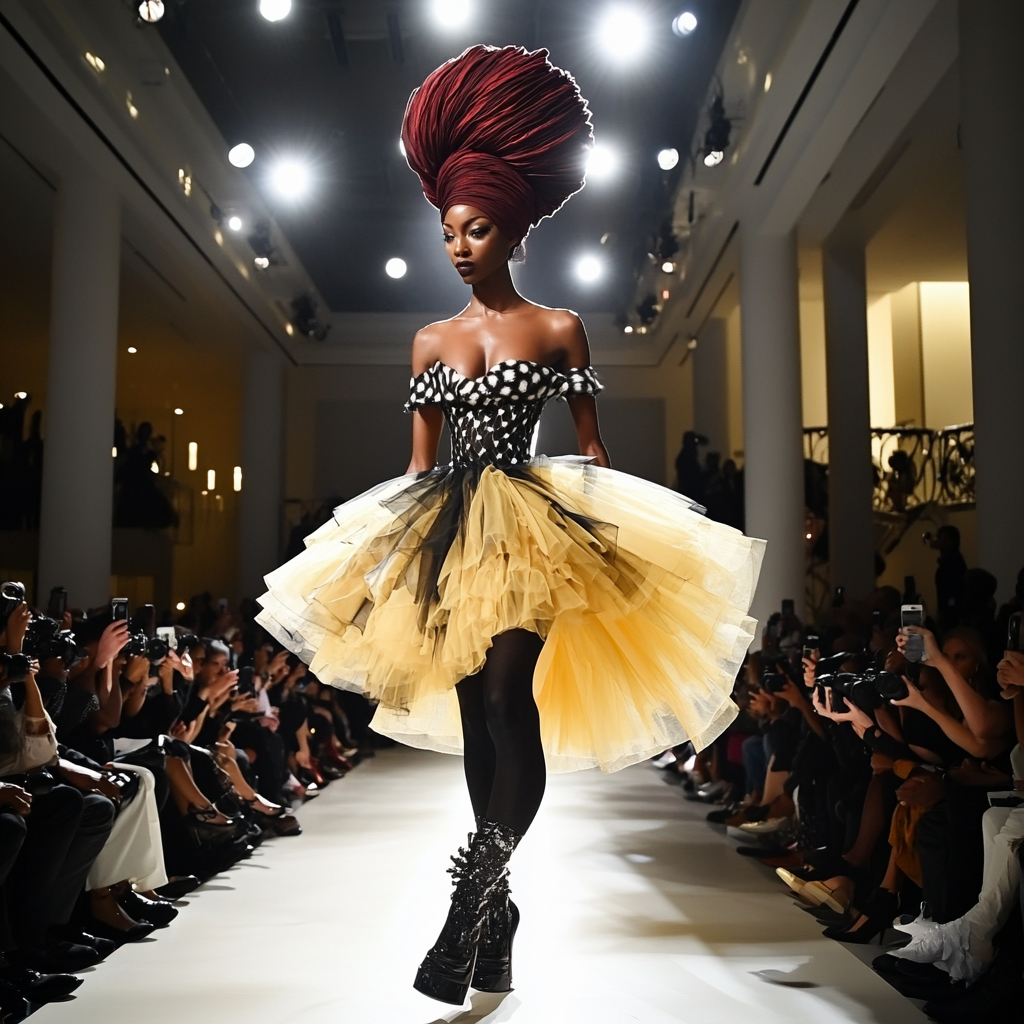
[36, 747, 925, 1024]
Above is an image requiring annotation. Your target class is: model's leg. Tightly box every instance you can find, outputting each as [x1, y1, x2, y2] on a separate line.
[456, 670, 496, 821]
[481, 629, 546, 835]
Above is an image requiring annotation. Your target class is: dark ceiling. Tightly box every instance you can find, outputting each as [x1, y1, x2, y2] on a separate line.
[158, 0, 738, 315]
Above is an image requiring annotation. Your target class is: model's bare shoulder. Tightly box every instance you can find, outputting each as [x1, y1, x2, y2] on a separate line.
[538, 307, 589, 367]
[410, 320, 453, 375]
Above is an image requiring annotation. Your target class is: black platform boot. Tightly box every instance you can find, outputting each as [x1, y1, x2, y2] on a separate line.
[471, 872, 520, 992]
[413, 818, 521, 1005]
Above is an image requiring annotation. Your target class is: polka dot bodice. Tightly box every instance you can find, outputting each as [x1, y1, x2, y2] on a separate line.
[405, 359, 603, 468]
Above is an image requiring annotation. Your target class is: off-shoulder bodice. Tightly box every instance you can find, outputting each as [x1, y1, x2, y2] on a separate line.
[405, 359, 602, 468]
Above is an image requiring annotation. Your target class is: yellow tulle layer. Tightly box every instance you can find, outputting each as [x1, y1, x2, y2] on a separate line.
[257, 458, 764, 773]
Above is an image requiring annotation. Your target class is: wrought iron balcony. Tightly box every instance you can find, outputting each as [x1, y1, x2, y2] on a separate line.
[803, 424, 975, 513]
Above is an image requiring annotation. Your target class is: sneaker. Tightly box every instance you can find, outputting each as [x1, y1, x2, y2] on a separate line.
[651, 752, 677, 769]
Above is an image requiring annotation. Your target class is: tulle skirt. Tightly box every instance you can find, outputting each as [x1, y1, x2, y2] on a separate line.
[257, 457, 764, 773]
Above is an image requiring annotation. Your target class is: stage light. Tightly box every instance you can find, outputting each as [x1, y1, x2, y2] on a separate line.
[174, 408, 183, 416]
[385, 258, 408, 279]
[227, 215, 243, 231]
[430, 0, 472, 29]
[661, 260, 676, 273]
[672, 11, 697, 36]
[207, 469, 216, 490]
[623, 325, 633, 334]
[85, 52, 105, 72]
[254, 256, 270, 269]
[188, 442, 198, 471]
[704, 150, 724, 167]
[657, 148, 679, 171]
[150, 461, 159, 475]
[13, 392, 27, 400]
[269, 158, 310, 199]
[286, 323, 294, 335]
[138, 2, 164, 24]
[585, 143, 619, 181]
[228, 143, 255, 168]
[597, 7, 649, 62]
[127, 346, 138, 354]
[233, 466, 243, 492]
[575, 255, 603, 283]
[764, 72, 773, 92]
[259, 0, 291, 23]
[176, 601, 185, 611]
[112, 447, 118, 458]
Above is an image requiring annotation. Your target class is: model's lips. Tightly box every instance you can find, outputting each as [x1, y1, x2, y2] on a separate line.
[455, 261, 475, 276]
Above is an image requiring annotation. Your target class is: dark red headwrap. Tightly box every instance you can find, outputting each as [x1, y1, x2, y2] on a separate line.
[401, 45, 594, 243]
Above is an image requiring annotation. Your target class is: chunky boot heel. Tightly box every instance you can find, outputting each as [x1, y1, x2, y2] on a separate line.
[472, 897, 519, 992]
[413, 819, 521, 1005]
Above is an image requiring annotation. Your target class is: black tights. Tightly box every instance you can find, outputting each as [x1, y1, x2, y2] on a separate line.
[456, 629, 546, 836]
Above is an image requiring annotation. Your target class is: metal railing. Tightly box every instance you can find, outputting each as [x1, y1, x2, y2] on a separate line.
[803, 424, 975, 513]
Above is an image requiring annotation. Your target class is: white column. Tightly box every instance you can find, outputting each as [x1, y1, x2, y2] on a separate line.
[37, 167, 121, 607]
[739, 228, 806, 628]
[693, 318, 729, 458]
[959, 1, 1024, 600]
[238, 350, 285, 598]
[822, 241, 876, 598]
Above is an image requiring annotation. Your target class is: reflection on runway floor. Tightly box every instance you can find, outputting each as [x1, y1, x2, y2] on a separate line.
[33, 747, 925, 1024]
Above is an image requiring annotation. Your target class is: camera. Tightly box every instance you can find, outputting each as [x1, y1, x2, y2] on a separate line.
[761, 651, 798, 693]
[175, 632, 199, 655]
[22, 616, 86, 668]
[0, 581, 26, 632]
[0, 652, 31, 684]
[817, 664, 909, 712]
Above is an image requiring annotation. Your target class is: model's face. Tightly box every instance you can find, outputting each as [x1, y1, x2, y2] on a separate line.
[442, 205, 514, 285]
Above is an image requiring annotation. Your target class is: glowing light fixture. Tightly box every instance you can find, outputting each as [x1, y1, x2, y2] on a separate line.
[657, 148, 679, 171]
[207, 469, 216, 490]
[254, 256, 270, 269]
[13, 392, 27, 400]
[575, 255, 603, 283]
[150, 461, 159, 474]
[138, 1, 165, 23]
[672, 11, 698, 36]
[127, 346, 138, 354]
[269, 158, 310, 199]
[233, 466, 243, 492]
[188, 442, 198, 471]
[174, 408, 184, 416]
[126, 93, 139, 119]
[585, 143, 619, 181]
[623, 325, 634, 334]
[178, 168, 192, 196]
[285, 323, 295, 336]
[112, 447, 118, 458]
[85, 52, 105, 72]
[703, 150, 724, 167]
[385, 258, 408, 279]
[259, 0, 291, 22]
[597, 7, 650, 62]
[661, 289, 670, 301]
[228, 143, 255, 168]
[227, 215, 243, 231]
[175, 601, 186, 611]
[661, 260, 675, 273]
[764, 72, 773, 92]
[430, 0, 472, 29]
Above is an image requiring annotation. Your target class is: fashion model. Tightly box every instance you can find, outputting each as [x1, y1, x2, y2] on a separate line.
[257, 45, 764, 1006]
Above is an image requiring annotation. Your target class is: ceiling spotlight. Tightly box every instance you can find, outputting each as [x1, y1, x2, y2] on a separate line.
[657, 148, 679, 171]
[127, 347, 138, 354]
[385, 258, 408, 279]
[575, 255, 603, 283]
[228, 143, 255, 168]
[703, 150, 724, 167]
[227, 215, 243, 231]
[623, 325, 633, 334]
[661, 260, 676, 274]
[430, 0, 472, 29]
[672, 11, 698, 36]
[13, 392, 28, 400]
[174, 407, 184, 415]
[138, 1, 165, 23]
[254, 256, 270, 269]
[259, 0, 291, 23]
[268, 158, 310, 199]
[585, 143, 619, 181]
[176, 601, 186, 611]
[597, 7, 650, 62]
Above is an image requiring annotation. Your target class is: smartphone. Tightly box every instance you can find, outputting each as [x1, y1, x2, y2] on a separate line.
[111, 598, 129, 622]
[238, 665, 255, 694]
[156, 626, 176, 648]
[901, 604, 925, 662]
[781, 599, 795, 619]
[1008, 612, 1022, 654]
[803, 634, 820, 660]
[47, 587, 67, 621]
[137, 603, 157, 638]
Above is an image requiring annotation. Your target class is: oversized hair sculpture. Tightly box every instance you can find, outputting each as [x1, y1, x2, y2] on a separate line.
[401, 45, 595, 246]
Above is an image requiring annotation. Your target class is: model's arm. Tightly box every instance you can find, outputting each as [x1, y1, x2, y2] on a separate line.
[560, 314, 611, 469]
[406, 327, 444, 474]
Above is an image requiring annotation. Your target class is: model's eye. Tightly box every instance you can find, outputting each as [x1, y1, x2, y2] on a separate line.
[443, 233, 454, 243]
[471, 228, 489, 239]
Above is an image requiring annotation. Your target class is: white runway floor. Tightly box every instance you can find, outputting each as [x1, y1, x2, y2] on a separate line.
[35, 747, 925, 1024]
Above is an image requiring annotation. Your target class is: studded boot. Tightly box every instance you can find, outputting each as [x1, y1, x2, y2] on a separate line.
[413, 818, 521, 1005]
[470, 816, 520, 992]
